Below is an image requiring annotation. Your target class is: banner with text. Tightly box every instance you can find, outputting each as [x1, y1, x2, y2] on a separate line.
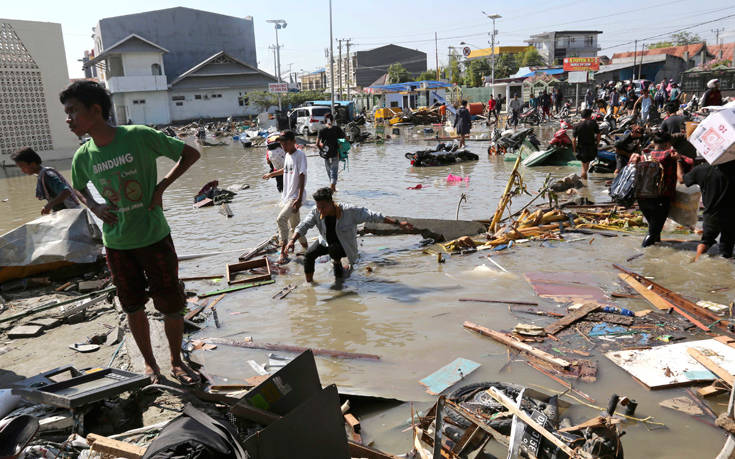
[268, 83, 289, 93]
[563, 57, 599, 72]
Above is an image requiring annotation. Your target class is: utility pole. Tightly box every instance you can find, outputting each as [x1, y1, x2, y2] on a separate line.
[435, 32, 439, 80]
[484, 13, 501, 97]
[638, 43, 644, 80]
[633, 40, 637, 80]
[712, 27, 724, 46]
[329, 0, 335, 117]
[337, 39, 343, 99]
[345, 39, 351, 100]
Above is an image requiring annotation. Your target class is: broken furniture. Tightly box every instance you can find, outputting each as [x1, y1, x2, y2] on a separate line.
[11, 366, 150, 409]
[226, 257, 271, 285]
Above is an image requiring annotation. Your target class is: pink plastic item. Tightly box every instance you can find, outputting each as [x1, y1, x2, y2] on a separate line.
[446, 174, 469, 182]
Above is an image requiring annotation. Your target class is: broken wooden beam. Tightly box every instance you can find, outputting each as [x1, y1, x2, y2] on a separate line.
[619, 273, 711, 332]
[688, 348, 734, 387]
[198, 279, 275, 298]
[202, 337, 380, 360]
[459, 298, 538, 306]
[486, 387, 577, 457]
[614, 264, 732, 335]
[0, 286, 116, 324]
[526, 361, 595, 403]
[544, 303, 599, 336]
[87, 433, 146, 459]
[463, 321, 571, 370]
[344, 413, 361, 433]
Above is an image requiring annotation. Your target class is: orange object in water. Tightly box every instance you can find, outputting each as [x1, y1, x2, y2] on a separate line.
[468, 102, 485, 115]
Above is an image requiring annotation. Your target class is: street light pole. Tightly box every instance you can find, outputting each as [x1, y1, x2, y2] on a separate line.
[329, 0, 335, 117]
[267, 19, 288, 112]
[484, 13, 501, 97]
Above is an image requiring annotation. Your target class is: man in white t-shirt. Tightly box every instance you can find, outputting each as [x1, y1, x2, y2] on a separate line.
[262, 130, 308, 263]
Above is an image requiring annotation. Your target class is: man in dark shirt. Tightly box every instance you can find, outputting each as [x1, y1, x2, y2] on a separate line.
[681, 161, 735, 261]
[317, 113, 346, 192]
[572, 109, 601, 179]
[660, 103, 684, 134]
[613, 125, 644, 174]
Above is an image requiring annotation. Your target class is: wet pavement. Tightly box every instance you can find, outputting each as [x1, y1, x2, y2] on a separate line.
[0, 124, 732, 458]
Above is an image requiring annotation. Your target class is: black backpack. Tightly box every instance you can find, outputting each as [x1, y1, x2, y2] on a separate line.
[143, 404, 248, 459]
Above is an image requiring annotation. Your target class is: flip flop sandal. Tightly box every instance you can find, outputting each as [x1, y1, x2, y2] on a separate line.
[170, 369, 200, 386]
[69, 343, 100, 353]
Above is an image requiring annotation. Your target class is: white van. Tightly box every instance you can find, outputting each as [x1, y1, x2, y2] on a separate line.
[289, 106, 332, 135]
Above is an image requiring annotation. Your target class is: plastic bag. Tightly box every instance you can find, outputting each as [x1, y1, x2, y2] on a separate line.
[609, 163, 636, 206]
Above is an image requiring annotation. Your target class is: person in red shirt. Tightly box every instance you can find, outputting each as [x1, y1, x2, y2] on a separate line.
[486, 97, 497, 125]
[629, 131, 692, 247]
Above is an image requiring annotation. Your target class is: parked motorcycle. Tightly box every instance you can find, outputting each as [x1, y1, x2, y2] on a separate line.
[519, 107, 541, 126]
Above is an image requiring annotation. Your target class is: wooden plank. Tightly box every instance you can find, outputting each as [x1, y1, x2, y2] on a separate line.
[459, 298, 538, 306]
[698, 384, 728, 398]
[203, 337, 381, 361]
[614, 264, 731, 335]
[463, 321, 571, 370]
[485, 388, 577, 457]
[558, 416, 606, 433]
[183, 304, 207, 321]
[526, 361, 595, 403]
[344, 413, 361, 433]
[347, 440, 397, 459]
[619, 273, 711, 332]
[198, 279, 275, 298]
[179, 275, 223, 281]
[418, 357, 481, 395]
[544, 303, 599, 335]
[688, 348, 734, 386]
[715, 336, 735, 349]
[444, 399, 510, 447]
[87, 433, 146, 458]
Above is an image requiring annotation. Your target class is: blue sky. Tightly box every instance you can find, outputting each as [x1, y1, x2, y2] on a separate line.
[4, 0, 735, 79]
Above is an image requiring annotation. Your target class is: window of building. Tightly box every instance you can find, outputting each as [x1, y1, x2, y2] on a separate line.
[172, 96, 185, 101]
[132, 99, 146, 104]
[175, 102, 183, 106]
[151, 63, 162, 75]
[585, 36, 594, 47]
[195, 95, 202, 100]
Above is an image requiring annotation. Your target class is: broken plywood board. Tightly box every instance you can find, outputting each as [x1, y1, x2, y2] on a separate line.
[659, 397, 704, 416]
[418, 358, 480, 395]
[544, 303, 599, 335]
[524, 272, 609, 304]
[606, 339, 735, 390]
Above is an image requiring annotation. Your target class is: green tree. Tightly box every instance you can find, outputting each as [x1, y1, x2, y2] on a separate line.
[464, 59, 490, 87]
[387, 63, 411, 83]
[520, 47, 545, 66]
[248, 90, 329, 110]
[672, 31, 702, 45]
[442, 55, 462, 84]
[648, 41, 674, 49]
[494, 53, 520, 79]
[418, 69, 439, 81]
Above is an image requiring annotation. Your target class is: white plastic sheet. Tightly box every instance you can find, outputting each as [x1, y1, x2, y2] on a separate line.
[0, 208, 102, 267]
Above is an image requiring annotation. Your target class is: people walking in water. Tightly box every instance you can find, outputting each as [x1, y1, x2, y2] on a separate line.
[286, 187, 413, 284]
[509, 94, 522, 129]
[262, 129, 309, 264]
[454, 100, 472, 148]
[572, 108, 600, 180]
[316, 113, 345, 193]
[12, 147, 80, 214]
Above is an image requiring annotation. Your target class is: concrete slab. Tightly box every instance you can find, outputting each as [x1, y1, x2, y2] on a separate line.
[7, 325, 43, 339]
[360, 217, 488, 242]
[78, 280, 108, 292]
[27, 317, 61, 329]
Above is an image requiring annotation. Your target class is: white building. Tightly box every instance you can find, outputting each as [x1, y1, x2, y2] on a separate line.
[0, 19, 79, 161]
[84, 7, 278, 126]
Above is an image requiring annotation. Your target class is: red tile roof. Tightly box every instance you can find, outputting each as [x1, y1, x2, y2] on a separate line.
[707, 43, 735, 62]
[612, 43, 706, 60]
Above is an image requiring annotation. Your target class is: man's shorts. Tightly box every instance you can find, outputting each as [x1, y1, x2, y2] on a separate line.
[575, 145, 598, 163]
[106, 234, 186, 315]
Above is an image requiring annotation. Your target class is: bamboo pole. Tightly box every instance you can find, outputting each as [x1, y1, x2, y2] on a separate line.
[490, 153, 522, 232]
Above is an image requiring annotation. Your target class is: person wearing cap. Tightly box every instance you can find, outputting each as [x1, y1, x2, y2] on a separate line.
[265, 135, 285, 193]
[286, 187, 413, 283]
[701, 79, 724, 107]
[262, 129, 308, 263]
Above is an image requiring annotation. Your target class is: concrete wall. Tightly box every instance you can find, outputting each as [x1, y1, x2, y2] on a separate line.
[1, 19, 80, 161]
[113, 91, 171, 125]
[96, 7, 257, 83]
[169, 88, 259, 121]
[122, 52, 164, 76]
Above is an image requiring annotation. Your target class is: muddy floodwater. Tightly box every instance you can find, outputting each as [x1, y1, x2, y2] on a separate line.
[1, 125, 732, 458]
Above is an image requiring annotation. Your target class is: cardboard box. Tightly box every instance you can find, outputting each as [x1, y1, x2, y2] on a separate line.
[690, 109, 735, 165]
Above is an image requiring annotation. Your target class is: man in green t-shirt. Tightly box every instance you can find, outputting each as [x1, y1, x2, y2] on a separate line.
[60, 81, 201, 386]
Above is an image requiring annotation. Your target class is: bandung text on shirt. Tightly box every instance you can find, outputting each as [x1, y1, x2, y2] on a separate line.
[93, 153, 134, 174]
